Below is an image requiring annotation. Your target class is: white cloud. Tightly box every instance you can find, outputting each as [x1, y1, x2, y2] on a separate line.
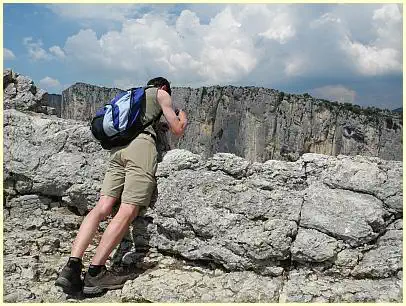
[373, 4, 402, 22]
[63, 7, 258, 86]
[23, 38, 67, 61]
[340, 4, 402, 76]
[39, 76, 61, 90]
[310, 85, 356, 103]
[233, 4, 297, 45]
[310, 12, 341, 28]
[23, 37, 51, 61]
[55, 4, 401, 88]
[284, 57, 305, 77]
[372, 4, 402, 48]
[209, 6, 241, 30]
[49, 46, 66, 59]
[182, 4, 226, 24]
[4, 48, 16, 60]
[258, 11, 296, 44]
[341, 37, 401, 76]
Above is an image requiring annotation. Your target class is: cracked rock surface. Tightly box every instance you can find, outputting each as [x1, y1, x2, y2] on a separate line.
[3, 71, 403, 302]
[59, 82, 402, 162]
[4, 68, 56, 115]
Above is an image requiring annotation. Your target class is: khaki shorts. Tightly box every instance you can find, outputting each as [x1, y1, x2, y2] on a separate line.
[101, 133, 158, 207]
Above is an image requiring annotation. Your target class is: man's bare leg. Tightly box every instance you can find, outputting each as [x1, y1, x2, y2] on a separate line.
[91, 203, 139, 265]
[70, 195, 117, 259]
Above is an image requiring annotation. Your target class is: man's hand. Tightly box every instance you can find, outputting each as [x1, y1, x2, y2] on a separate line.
[177, 109, 188, 129]
[157, 90, 188, 136]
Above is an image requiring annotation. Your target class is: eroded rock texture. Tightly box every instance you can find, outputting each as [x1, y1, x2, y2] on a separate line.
[4, 69, 56, 116]
[61, 82, 123, 121]
[3, 110, 402, 302]
[60, 82, 402, 162]
[3, 70, 403, 302]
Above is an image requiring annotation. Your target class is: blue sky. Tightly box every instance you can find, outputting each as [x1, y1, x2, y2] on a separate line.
[3, 3, 403, 110]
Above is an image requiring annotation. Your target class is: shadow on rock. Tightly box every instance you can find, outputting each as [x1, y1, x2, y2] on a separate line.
[110, 185, 159, 277]
[60, 289, 86, 301]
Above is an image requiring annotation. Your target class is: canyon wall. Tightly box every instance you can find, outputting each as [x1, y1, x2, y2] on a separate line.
[59, 82, 402, 162]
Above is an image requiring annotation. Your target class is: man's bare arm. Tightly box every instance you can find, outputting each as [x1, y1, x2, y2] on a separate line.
[156, 89, 188, 136]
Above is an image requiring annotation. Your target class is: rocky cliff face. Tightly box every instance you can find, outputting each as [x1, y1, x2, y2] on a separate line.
[60, 82, 402, 162]
[61, 82, 123, 121]
[3, 71, 403, 302]
[3, 69, 57, 116]
[47, 94, 62, 117]
[4, 69, 43, 110]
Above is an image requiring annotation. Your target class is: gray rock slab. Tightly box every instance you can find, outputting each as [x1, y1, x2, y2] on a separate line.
[3, 94, 403, 303]
[140, 160, 300, 272]
[291, 228, 339, 263]
[301, 183, 389, 246]
[281, 268, 402, 302]
[122, 269, 283, 302]
[303, 153, 403, 214]
[351, 226, 402, 278]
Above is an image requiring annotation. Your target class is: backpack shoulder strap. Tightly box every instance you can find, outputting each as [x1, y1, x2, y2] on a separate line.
[142, 85, 163, 129]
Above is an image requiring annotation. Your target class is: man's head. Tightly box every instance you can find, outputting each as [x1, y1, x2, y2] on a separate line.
[147, 77, 171, 96]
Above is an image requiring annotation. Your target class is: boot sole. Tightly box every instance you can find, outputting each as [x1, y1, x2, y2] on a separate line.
[83, 284, 124, 295]
[55, 276, 82, 293]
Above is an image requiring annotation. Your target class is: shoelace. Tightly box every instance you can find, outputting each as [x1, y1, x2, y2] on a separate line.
[110, 266, 126, 276]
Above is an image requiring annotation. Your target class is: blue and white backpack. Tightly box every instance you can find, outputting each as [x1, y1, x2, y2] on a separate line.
[90, 86, 161, 149]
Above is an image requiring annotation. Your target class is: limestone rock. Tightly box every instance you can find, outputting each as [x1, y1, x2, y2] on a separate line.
[3, 69, 48, 112]
[304, 153, 403, 214]
[291, 228, 339, 263]
[301, 183, 389, 246]
[2, 71, 403, 302]
[351, 227, 402, 279]
[4, 109, 109, 212]
[280, 268, 402, 302]
[121, 269, 283, 302]
[47, 94, 62, 117]
[61, 82, 123, 121]
[4, 68, 15, 86]
[3, 69, 61, 117]
[60, 82, 402, 162]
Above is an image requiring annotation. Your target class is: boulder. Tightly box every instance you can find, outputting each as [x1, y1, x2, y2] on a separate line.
[2, 71, 403, 302]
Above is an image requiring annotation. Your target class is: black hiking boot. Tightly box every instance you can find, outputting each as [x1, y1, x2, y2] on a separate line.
[83, 266, 130, 295]
[55, 261, 83, 293]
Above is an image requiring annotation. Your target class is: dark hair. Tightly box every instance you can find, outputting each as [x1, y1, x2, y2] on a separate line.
[147, 77, 171, 96]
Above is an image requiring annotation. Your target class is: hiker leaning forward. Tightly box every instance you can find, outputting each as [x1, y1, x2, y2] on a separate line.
[55, 77, 188, 295]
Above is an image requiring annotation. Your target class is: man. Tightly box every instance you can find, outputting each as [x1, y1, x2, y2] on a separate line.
[55, 77, 188, 295]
